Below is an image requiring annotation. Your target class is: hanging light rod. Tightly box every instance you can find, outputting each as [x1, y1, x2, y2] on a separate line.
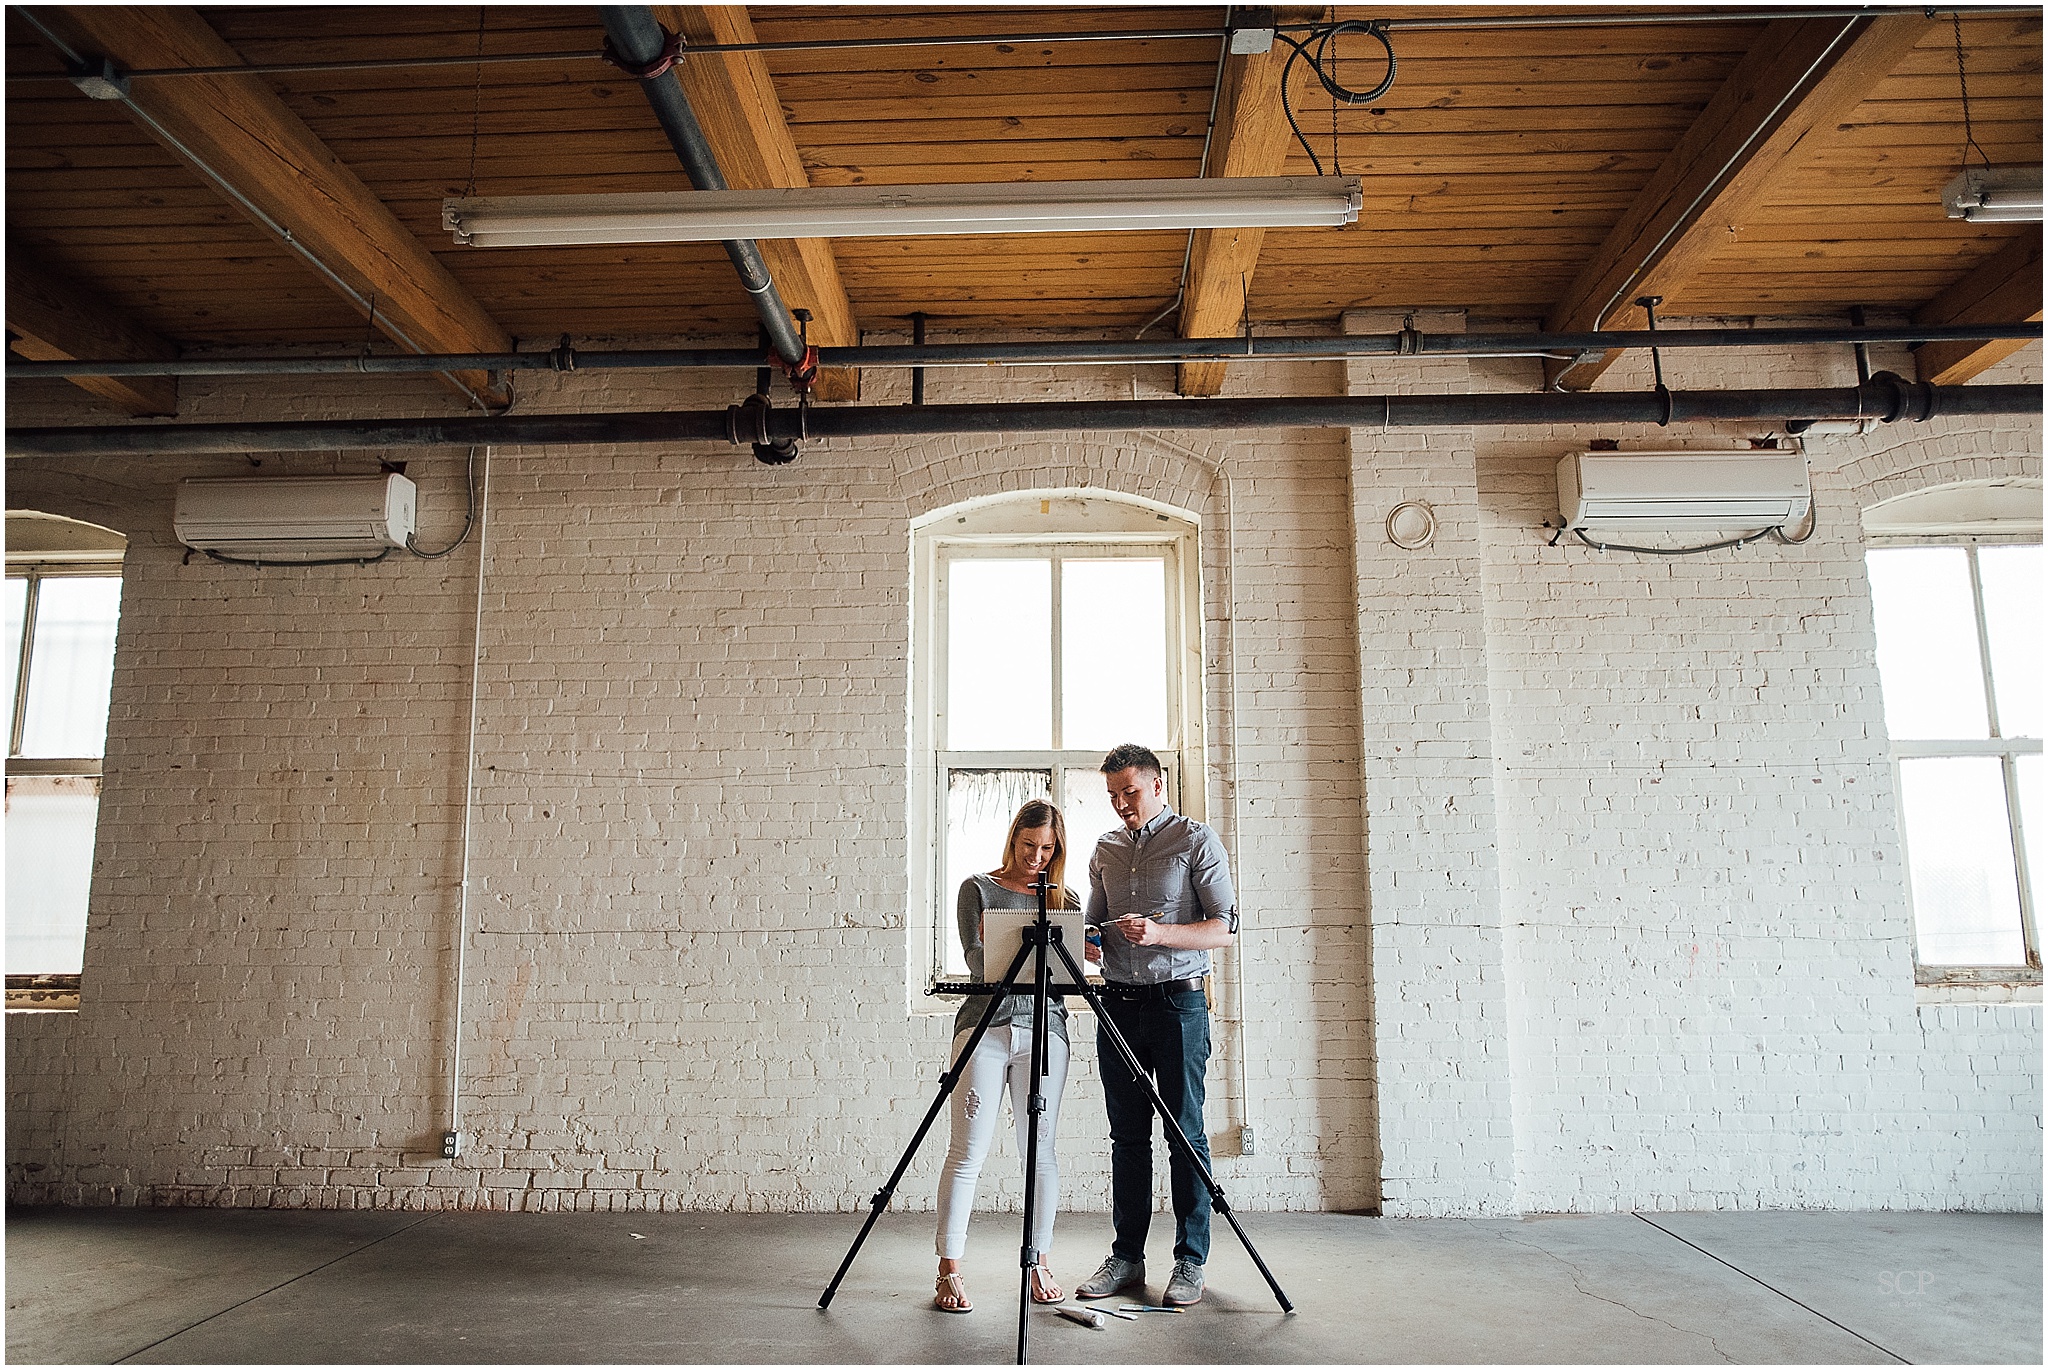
[442, 177, 1362, 247]
[10, 9, 2030, 81]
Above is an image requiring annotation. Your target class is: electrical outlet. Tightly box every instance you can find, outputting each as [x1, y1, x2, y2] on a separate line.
[441, 1130, 463, 1159]
[1240, 1125, 1256, 1156]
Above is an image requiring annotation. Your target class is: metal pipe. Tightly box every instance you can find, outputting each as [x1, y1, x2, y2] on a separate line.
[11, 379, 2035, 458]
[597, 6, 806, 367]
[11, 323, 2038, 381]
[910, 313, 926, 406]
[14, 8, 2030, 82]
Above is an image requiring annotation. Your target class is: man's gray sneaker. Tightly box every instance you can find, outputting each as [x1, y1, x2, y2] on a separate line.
[1074, 1255, 1144, 1300]
[1163, 1259, 1205, 1306]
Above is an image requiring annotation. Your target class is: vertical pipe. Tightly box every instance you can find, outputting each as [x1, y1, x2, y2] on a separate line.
[446, 447, 492, 1153]
[911, 312, 927, 406]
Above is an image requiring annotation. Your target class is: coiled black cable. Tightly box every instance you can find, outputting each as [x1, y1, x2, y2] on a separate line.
[1276, 21, 1396, 175]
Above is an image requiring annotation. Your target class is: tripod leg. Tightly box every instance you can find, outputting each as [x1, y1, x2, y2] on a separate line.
[819, 942, 1038, 1310]
[1013, 922, 1059, 1364]
[1050, 938, 1295, 1314]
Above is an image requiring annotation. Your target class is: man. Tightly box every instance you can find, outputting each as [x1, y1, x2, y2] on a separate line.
[1074, 743, 1237, 1308]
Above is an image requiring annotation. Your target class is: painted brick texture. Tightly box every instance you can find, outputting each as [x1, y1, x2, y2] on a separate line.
[6, 356, 1375, 1218]
[1478, 326, 2042, 1214]
[4, 325, 2038, 1217]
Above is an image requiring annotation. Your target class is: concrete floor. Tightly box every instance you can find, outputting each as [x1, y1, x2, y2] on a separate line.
[5, 1206, 2039, 1364]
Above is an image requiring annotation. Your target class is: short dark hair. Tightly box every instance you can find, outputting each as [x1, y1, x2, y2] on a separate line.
[1100, 743, 1163, 777]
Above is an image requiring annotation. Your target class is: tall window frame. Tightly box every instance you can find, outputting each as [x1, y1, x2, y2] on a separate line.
[6, 521, 127, 1012]
[910, 492, 1207, 994]
[1866, 534, 2041, 986]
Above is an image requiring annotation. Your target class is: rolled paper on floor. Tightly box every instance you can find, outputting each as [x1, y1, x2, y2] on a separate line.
[1054, 1305, 1106, 1329]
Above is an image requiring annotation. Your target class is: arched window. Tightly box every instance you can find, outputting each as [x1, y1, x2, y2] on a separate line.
[910, 492, 1205, 985]
[5, 511, 127, 1010]
[1862, 480, 2042, 984]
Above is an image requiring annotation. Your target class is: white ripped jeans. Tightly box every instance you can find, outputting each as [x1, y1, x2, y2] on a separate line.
[934, 1023, 1070, 1260]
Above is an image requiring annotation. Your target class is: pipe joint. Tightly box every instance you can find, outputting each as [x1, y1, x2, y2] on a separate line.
[727, 392, 800, 465]
[601, 23, 682, 79]
[1865, 370, 1938, 424]
[772, 344, 822, 395]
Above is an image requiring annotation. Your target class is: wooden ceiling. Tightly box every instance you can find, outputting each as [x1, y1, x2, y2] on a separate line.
[5, 4, 2041, 414]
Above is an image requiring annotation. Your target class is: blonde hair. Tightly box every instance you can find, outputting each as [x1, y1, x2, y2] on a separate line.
[999, 799, 1068, 908]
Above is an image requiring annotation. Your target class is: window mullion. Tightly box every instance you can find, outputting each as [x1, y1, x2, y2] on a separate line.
[1049, 550, 1064, 752]
[935, 552, 953, 752]
[12, 573, 40, 758]
[1164, 543, 1183, 749]
[1968, 546, 2003, 739]
[2006, 755, 2040, 969]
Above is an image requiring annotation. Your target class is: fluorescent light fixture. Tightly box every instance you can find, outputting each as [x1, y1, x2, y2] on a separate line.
[1942, 165, 2044, 222]
[442, 176, 1362, 246]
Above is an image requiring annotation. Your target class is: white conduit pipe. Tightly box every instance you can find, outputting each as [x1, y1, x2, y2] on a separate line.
[446, 447, 493, 1152]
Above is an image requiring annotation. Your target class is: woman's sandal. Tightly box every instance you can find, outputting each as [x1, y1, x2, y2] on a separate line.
[1028, 1264, 1064, 1304]
[934, 1270, 973, 1314]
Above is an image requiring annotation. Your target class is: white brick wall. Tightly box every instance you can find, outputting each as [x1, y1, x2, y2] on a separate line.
[5, 326, 2038, 1216]
[1341, 310, 1516, 1217]
[1478, 327, 2042, 1214]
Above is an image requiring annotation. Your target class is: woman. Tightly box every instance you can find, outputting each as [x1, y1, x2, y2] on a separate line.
[933, 798, 1078, 1314]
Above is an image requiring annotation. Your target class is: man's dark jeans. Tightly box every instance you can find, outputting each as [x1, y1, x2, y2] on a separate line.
[1098, 988, 1212, 1265]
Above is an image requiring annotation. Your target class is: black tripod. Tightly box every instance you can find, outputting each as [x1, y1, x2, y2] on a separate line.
[819, 873, 1293, 1364]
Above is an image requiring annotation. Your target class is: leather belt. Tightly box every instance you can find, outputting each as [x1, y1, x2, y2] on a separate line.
[1100, 976, 1205, 1000]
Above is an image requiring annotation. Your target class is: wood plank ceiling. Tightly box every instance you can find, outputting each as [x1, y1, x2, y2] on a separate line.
[5, 3, 2041, 415]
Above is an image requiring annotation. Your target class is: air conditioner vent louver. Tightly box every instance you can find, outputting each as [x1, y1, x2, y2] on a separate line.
[1557, 450, 1810, 529]
[174, 474, 416, 559]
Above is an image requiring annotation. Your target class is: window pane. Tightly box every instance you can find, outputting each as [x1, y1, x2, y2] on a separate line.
[1061, 558, 1168, 751]
[1059, 761, 1176, 861]
[1979, 545, 2042, 740]
[19, 577, 122, 759]
[2019, 753, 2042, 913]
[1060, 767, 1122, 859]
[943, 769, 1052, 977]
[3, 577, 26, 745]
[5, 776, 99, 975]
[1866, 548, 1989, 741]
[947, 560, 1050, 750]
[1899, 757, 2026, 965]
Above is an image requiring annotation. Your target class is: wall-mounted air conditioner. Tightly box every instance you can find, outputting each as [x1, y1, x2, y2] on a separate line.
[1556, 449, 1810, 529]
[174, 473, 417, 559]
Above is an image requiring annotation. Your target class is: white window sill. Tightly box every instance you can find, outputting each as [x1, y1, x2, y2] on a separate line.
[1916, 981, 2042, 1006]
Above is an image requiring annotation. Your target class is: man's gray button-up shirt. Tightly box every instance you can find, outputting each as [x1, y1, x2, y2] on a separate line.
[1085, 807, 1237, 985]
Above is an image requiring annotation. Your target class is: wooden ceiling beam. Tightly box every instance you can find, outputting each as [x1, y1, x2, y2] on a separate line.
[1175, 14, 1317, 398]
[7, 243, 179, 417]
[1911, 234, 2044, 386]
[657, 5, 859, 402]
[36, 6, 511, 409]
[1543, 13, 1936, 391]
